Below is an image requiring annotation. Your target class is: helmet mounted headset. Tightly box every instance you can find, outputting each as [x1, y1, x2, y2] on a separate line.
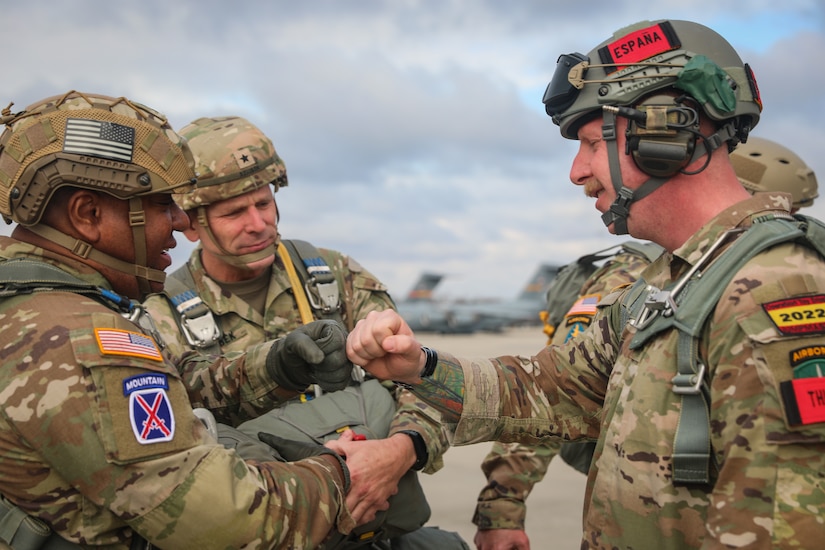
[543, 20, 763, 234]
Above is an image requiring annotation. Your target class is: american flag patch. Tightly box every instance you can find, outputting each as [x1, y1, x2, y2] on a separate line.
[566, 294, 601, 316]
[95, 328, 162, 361]
[64, 118, 135, 162]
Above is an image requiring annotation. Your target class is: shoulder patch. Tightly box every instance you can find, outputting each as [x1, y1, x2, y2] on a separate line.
[123, 373, 175, 444]
[566, 294, 600, 317]
[95, 328, 163, 361]
[781, 378, 825, 427]
[762, 295, 825, 335]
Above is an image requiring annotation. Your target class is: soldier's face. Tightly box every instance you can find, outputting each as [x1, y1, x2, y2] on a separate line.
[569, 117, 650, 235]
[97, 193, 189, 297]
[196, 186, 279, 270]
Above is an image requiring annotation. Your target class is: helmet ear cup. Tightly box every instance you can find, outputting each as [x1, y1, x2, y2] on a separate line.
[626, 123, 697, 177]
[623, 96, 699, 178]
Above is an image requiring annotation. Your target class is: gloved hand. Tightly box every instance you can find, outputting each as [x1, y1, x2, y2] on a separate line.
[266, 319, 352, 392]
[258, 432, 351, 493]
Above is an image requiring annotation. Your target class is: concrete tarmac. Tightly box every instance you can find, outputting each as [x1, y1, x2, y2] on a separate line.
[413, 326, 587, 549]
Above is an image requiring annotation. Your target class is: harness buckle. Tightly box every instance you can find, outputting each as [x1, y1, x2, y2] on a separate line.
[672, 362, 706, 395]
[305, 280, 340, 314]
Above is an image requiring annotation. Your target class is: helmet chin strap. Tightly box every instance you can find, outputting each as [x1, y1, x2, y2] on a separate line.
[600, 108, 670, 235]
[27, 205, 165, 299]
[598, 107, 738, 235]
[195, 206, 276, 269]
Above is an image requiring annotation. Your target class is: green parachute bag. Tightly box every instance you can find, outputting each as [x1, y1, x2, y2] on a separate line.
[221, 379, 431, 547]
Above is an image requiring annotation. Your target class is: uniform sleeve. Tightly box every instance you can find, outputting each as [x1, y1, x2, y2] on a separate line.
[387, 385, 451, 473]
[0, 297, 352, 549]
[701, 243, 825, 547]
[472, 441, 558, 530]
[175, 341, 300, 426]
[406, 308, 615, 447]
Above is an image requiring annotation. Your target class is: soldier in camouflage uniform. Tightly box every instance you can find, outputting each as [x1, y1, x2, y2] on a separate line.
[0, 92, 366, 548]
[348, 19, 825, 549]
[142, 116, 465, 549]
[472, 135, 819, 549]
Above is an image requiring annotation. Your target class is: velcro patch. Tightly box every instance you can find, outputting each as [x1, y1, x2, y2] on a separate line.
[781, 378, 825, 426]
[762, 295, 825, 335]
[562, 322, 590, 344]
[599, 21, 680, 72]
[95, 328, 162, 361]
[790, 346, 825, 378]
[124, 373, 175, 444]
[566, 294, 600, 317]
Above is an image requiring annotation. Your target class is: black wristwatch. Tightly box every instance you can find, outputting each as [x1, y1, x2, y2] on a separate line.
[398, 429, 428, 471]
[420, 346, 438, 378]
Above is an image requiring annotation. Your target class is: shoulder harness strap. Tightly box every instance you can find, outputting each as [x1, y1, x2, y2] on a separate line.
[617, 214, 816, 485]
[0, 258, 134, 315]
[163, 265, 222, 354]
[280, 239, 343, 322]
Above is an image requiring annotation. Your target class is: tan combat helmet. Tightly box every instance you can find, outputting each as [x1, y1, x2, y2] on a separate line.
[0, 90, 196, 296]
[731, 136, 818, 211]
[177, 116, 287, 267]
[541, 20, 763, 234]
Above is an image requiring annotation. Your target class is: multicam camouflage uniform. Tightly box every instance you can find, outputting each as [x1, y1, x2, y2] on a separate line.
[0, 238, 352, 549]
[473, 246, 653, 532]
[412, 194, 825, 548]
[144, 247, 449, 471]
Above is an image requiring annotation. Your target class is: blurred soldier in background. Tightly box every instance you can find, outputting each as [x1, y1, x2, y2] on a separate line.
[143, 116, 466, 550]
[472, 135, 819, 549]
[0, 91, 358, 549]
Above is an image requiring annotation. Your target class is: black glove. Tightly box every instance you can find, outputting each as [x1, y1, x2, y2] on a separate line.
[258, 432, 350, 492]
[266, 320, 352, 392]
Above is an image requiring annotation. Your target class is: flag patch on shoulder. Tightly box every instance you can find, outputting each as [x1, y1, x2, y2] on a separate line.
[95, 328, 162, 361]
[762, 295, 825, 335]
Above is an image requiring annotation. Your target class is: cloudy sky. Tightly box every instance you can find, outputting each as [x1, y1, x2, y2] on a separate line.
[2, 0, 823, 300]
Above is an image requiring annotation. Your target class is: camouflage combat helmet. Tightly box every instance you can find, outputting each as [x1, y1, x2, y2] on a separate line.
[176, 116, 287, 212]
[0, 90, 197, 296]
[177, 116, 287, 268]
[731, 136, 818, 211]
[543, 19, 762, 141]
[541, 20, 762, 235]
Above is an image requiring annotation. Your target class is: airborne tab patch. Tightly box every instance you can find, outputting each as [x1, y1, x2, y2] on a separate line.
[762, 295, 825, 335]
[790, 346, 825, 378]
[95, 328, 162, 361]
[123, 373, 175, 444]
[599, 21, 681, 73]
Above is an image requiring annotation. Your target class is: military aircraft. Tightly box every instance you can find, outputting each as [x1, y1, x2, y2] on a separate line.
[395, 272, 473, 333]
[440, 263, 560, 331]
[395, 264, 560, 333]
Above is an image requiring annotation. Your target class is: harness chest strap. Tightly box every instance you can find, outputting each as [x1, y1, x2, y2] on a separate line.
[623, 214, 825, 484]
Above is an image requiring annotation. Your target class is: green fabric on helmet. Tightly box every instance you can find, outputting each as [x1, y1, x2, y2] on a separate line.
[674, 55, 736, 115]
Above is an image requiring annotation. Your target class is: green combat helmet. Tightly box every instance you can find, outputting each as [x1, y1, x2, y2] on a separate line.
[542, 20, 763, 234]
[177, 116, 287, 267]
[0, 90, 196, 296]
[731, 136, 818, 211]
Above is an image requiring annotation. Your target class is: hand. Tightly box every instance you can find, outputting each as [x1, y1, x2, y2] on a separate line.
[474, 528, 531, 550]
[346, 310, 424, 383]
[257, 432, 350, 493]
[266, 319, 353, 392]
[326, 430, 412, 523]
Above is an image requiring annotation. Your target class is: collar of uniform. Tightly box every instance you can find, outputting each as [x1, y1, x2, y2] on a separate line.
[673, 192, 793, 270]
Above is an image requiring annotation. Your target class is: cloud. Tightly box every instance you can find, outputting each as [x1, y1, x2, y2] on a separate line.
[2, 0, 824, 300]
